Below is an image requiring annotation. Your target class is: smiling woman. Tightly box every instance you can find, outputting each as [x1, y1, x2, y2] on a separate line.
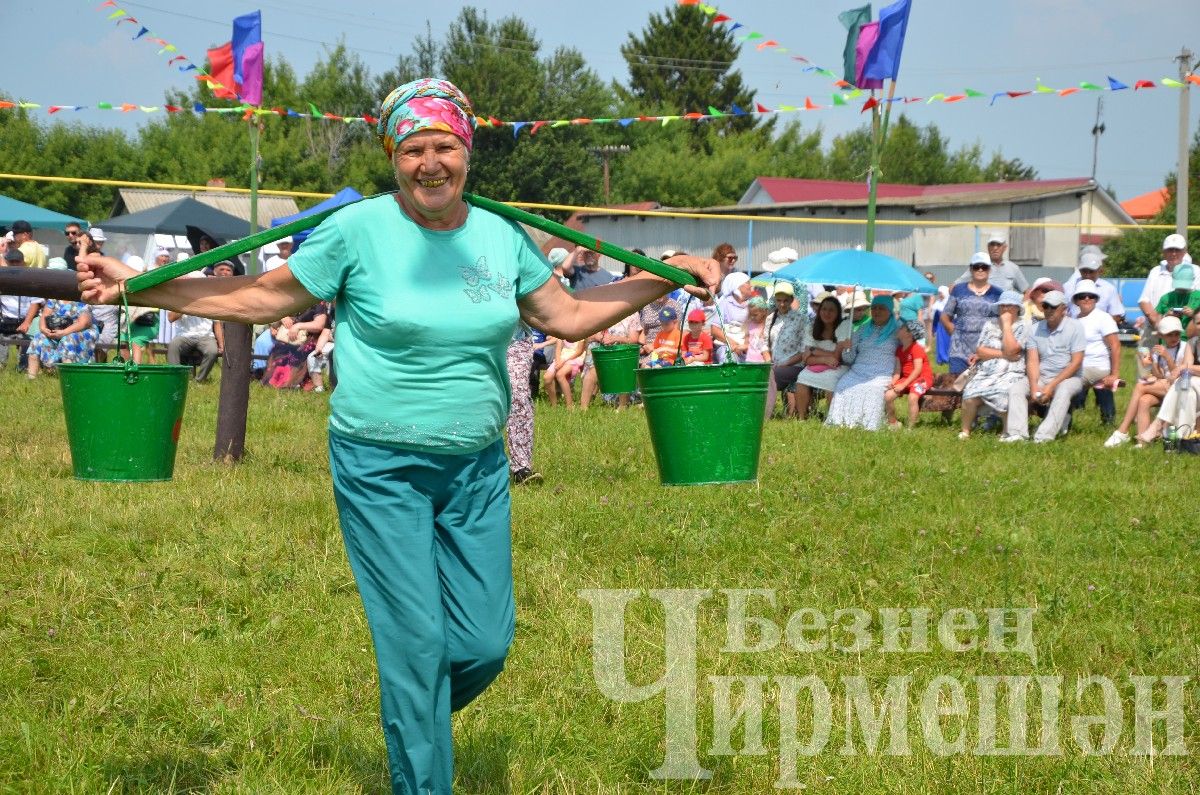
[75, 77, 720, 795]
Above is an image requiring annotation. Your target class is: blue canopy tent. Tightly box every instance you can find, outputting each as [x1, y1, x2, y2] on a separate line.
[0, 194, 86, 231]
[271, 187, 363, 248]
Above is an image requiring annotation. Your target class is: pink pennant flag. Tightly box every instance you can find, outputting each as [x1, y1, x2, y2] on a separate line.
[855, 22, 883, 89]
[238, 41, 264, 106]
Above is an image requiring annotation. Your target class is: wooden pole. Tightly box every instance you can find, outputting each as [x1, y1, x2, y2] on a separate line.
[212, 117, 260, 463]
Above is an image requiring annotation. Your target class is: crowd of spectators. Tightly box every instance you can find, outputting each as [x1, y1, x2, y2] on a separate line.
[510, 232, 1200, 452]
[5, 221, 1200, 460]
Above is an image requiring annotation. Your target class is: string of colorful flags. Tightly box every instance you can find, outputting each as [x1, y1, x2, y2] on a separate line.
[2, 0, 1197, 134]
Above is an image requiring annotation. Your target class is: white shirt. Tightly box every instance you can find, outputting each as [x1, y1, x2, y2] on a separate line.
[173, 314, 214, 338]
[1139, 262, 1200, 308]
[264, 255, 289, 273]
[1, 294, 42, 321]
[1063, 274, 1124, 318]
[1077, 309, 1118, 372]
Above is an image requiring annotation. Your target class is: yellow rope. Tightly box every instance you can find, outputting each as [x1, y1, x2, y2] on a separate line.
[1, 171, 1195, 230]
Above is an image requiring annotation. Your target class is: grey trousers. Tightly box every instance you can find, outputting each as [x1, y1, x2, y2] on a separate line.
[168, 335, 220, 382]
[1005, 376, 1084, 441]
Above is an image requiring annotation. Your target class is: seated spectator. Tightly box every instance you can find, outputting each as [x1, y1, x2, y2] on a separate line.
[27, 292, 98, 379]
[897, 290, 926, 342]
[167, 302, 224, 383]
[794, 294, 851, 420]
[741, 297, 771, 363]
[580, 310, 642, 410]
[885, 322, 933, 429]
[764, 282, 807, 418]
[306, 324, 335, 393]
[826, 295, 900, 430]
[1153, 263, 1199, 337]
[1001, 290, 1085, 443]
[959, 290, 1027, 439]
[261, 301, 330, 389]
[1106, 316, 1188, 447]
[544, 337, 587, 407]
[647, 307, 682, 366]
[122, 256, 161, 365]
[1065, 250, 1124, 321]
[717, 273, 753, 359]
[1136, 331, 1200, 444]
[563, 247, 614, 291]
[77, 230, 117, 360]
[637, 294, 680, 365]
[680, 308, 714, 365]
[1022, 277, 1063, 332]
[1, 248, 44, 371]
[1069, 279, 1122, 425]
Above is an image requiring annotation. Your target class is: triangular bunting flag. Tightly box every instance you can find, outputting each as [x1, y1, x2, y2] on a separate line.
[707, 106, 724, 116]
[1058, 87, 1080, 96]
[1007, 91, 1031, 99]
[97, 102, 113, 110]
[1079, 81, 1102, 91]
[778, 104, 797, 111]
[530, 120, 548, 135]
[755, 102, 770, 113]
[832, 94, 846, 106]
[965, 88, 984, 98]
[1187, 74, 1200, 86]
[804, 97, 819, 111]
[1035, 79, 1055, 93]
[860, 97, 879, 113]
[926, 93, 946, 104]
[511, 121, 527, 137]
[1107, 76, 1128, 90]
[1134, 80, 1156, 89]
[618, 118, 635, 126]
[1162, 78, 1185, 88]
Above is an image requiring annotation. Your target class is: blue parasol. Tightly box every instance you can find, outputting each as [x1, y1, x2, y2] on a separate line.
[772, 249, 935, 294]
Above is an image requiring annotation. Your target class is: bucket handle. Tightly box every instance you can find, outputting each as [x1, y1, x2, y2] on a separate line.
[116, 282, 139, 384]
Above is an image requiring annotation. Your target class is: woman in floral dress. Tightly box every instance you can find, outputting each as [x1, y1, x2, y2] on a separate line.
[27, 299, 98, 378]
[826, 295, 900, 430]
[959, 291, 1028, 439]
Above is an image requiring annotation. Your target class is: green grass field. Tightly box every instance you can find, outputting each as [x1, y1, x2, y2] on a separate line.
[1, 359, 1197, 794]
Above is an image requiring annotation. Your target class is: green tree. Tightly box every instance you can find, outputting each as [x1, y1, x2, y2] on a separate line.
[616, 3, 761, 141]
[826, 115, 1037, 185]
[0, 107, 143, 221]
[434, 7, 612, 207]
[1103, 129, 1200, 277]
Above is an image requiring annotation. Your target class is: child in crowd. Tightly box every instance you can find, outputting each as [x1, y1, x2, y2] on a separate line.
[545, 337, 587, 407]
[648, 307, 681, 366]
[680, 308, 714, 365]
[742, 296, 771, 363]
[885, 322, 933, 429]
[306, 324, 335, 393]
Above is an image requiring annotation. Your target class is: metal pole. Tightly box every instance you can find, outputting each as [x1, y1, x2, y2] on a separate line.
[1177, 48, 1194, 237]
[1087, 97, 1105, 235]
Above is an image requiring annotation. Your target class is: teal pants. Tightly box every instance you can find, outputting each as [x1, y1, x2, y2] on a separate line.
[329, 433, 515, 795]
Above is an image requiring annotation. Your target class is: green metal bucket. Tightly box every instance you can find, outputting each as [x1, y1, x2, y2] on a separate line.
[636, 362, 771, 486]
[58, 362, 191, 482]
[591, 344, 641, 394]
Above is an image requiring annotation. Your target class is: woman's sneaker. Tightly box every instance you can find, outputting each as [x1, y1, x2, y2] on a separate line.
[1103, 430, 1129, 448]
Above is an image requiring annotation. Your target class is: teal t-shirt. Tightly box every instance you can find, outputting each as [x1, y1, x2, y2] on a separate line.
[287, 195, 552, 454]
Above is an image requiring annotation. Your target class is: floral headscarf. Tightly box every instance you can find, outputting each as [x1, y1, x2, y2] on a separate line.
[377, 78, 477, 158]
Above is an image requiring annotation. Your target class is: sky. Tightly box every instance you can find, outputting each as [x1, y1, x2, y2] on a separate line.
[3, 0, 1199, 204]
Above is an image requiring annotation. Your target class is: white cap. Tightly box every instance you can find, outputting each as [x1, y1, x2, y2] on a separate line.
[89, 227, 106, 242]
[176, 252, 190, 262]
[1032, 277, 1054, 290]
[154, 247, 171, 258]
[1158, 315, 1184, 335]
[660, 249, 678, 260]
[125, 255, 146, 271]
[767, 247, 798, 265]
[276, 235, 293, 245]
[969, 252, 990, 266]
[841, 289, 871, 310]
[1163, 233, 1187, 250]
[1041, 290, 1067, 307]
[1078, 252, 1104, 271]
[987, 232, 1007, 245]
[1072, 279, 1100, 298]
[547, 247, 568, 265]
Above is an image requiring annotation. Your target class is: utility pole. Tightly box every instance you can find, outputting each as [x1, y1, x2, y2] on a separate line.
[588, 145, 630, 204]
[1087, 96, 1105, 234]
[1176, 47, 1194, 237]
